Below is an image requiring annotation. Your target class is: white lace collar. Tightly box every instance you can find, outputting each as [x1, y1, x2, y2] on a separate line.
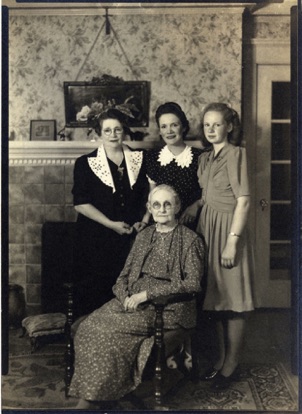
[157, 145, 193, 168]
[87, 144, 143, 193]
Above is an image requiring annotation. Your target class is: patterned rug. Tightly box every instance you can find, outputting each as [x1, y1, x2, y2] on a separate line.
[1, 352, 298, 411]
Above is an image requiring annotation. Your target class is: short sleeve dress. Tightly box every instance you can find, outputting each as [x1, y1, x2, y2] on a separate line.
[196, 143, 254, 312]
[72, 144, 149, 316]
[145, 145, 203, 213]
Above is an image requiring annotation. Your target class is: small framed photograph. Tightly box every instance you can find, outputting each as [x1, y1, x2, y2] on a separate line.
[30, 120, 57, 141]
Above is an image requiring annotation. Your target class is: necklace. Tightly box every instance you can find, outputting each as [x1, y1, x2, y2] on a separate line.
[155, 223, 177, 242]
[158, 231, 172, 243]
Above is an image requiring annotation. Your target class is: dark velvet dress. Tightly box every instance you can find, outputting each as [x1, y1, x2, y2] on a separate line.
[72, 144, 148, 316]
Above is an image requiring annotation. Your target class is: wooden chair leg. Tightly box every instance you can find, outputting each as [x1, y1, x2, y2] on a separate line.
[190, 329, 199, 382]
[64, 283, 74, 398]
[154, 303, 165, 409]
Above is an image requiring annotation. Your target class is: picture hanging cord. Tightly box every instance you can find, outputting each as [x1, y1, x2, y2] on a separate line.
[75, 8, 138, 82]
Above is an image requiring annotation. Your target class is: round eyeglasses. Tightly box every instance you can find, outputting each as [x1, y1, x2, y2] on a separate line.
[102, 127, 124, 136]
[151, 201, 174, 210]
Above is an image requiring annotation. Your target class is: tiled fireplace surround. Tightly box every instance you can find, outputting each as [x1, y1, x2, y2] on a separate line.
[8, 140, 174, 315]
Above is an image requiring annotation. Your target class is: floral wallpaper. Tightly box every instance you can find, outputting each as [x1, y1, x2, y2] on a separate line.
[253, 18, 290, 39]
[9, 12, 243, 141]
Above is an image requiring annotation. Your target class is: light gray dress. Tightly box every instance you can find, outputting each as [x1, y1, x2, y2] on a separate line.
[196, 144, 254, 312]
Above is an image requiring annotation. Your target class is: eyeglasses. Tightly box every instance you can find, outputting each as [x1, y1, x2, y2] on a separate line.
[151, 201, 174, 210]
[103, 127, 124, 136]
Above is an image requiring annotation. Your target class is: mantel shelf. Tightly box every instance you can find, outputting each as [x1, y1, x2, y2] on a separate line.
[8, 140, 202, 165]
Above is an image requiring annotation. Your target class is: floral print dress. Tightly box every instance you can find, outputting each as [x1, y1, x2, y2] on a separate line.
[68, 224, 205, 401]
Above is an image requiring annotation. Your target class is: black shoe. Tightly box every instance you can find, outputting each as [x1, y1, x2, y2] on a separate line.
[210, 368, 240, 391]
[200, 367, 220, 381]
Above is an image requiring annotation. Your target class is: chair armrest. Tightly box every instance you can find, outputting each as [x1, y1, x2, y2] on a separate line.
[151, 292, 197, 307]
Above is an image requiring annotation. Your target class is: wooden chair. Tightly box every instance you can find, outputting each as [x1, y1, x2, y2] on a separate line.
[63, 284, 201, 409]
[40, 221, 204, 406]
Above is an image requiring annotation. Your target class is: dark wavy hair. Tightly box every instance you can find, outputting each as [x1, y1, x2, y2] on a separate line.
[93, 109, 131, 137]
[155, 102, 190, 139]
[199, 103, 242, 148]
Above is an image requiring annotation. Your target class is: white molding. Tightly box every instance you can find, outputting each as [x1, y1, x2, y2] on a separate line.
[247, 39, 290, 46]
[9, 140, 202, 165]
[9, 158, 77, 165]
[7, 3, 249, 15]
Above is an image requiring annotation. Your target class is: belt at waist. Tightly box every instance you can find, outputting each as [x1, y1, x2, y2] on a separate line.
[203, 201, 236, 214]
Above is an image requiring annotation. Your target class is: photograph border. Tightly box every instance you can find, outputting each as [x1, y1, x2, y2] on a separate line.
[1, 2, 301, 414]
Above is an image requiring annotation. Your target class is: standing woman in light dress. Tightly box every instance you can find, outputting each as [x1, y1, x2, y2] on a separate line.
[196, 103, 254, 390]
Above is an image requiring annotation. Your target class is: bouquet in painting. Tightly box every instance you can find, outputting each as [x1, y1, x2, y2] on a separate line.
[76, 97, 139, 123]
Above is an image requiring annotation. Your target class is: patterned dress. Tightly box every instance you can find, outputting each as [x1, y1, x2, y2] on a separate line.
[146, 145, 203, 213]
[72, 144, 149, 316]
[196, 144, 254, 312]
[68, 224, 205, 401]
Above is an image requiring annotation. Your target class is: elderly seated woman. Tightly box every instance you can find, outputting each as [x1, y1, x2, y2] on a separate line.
[69, 184, 205, 409]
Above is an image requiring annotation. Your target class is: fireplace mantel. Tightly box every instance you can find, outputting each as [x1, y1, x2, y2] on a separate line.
[9, 140, 202, 165]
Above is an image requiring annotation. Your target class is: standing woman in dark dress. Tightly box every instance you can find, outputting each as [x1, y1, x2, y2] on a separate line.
[72, 108, 149, 317]
[145, 102, 206, 228]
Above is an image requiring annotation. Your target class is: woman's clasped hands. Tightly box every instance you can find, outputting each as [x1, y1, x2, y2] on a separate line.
[110, 221, 149, 235]
[110, 221, 134, 235]
[123, 291, 147, 311]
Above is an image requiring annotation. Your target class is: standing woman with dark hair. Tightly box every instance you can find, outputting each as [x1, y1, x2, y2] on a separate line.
[72, 108, 149, 317]
[145, 102, 208, 369]
[145, 102, 207, 228]
[196, 103, 254, 390]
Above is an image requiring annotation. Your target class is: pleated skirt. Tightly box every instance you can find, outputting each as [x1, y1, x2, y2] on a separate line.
[197, 203, 254, 312]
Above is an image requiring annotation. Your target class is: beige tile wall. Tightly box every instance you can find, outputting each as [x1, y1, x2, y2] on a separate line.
[9, 164, 77, 315]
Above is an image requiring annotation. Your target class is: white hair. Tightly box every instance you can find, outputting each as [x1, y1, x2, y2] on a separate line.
[148, 184, 181, 208]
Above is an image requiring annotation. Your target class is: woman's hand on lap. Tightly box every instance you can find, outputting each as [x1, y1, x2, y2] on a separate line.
[125, 291, 147, 311]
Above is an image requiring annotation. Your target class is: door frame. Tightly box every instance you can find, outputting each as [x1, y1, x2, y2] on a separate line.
[243, 40, 290, 308]
[256, 64, 291, 307]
